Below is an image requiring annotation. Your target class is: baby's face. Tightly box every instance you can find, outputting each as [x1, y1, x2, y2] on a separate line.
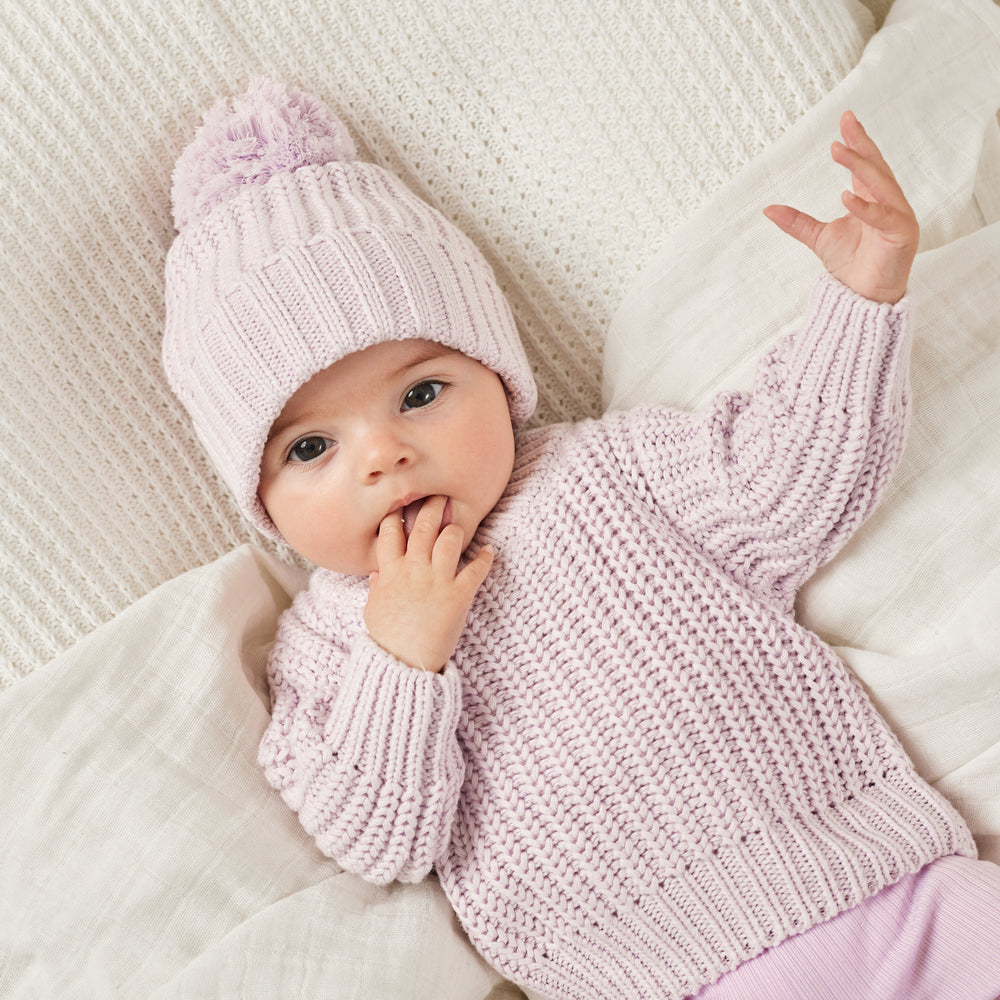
[258, 339, 515, 574]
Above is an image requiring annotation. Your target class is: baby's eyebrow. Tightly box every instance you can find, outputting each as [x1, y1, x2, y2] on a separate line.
[265, 410, 319, 447]
[386, 341, 454, 378]
[371, 342, 457, 395]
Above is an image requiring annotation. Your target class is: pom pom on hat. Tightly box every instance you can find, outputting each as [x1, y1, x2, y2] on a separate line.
[171, 78, 357, 230]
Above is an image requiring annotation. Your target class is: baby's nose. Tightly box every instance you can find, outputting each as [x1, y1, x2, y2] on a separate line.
[360, 427, 415, 481]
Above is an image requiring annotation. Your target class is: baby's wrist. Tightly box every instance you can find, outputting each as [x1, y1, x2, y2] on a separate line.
[367, 630, 448, 673]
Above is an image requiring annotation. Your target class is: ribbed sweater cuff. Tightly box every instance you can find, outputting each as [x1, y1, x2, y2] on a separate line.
[299, 633, 466, 881]
[327, 633, 464, 791]
[781, 274, 911, 424]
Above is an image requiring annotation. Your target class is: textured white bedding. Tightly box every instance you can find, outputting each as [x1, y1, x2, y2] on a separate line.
[2, 0, 998, 996]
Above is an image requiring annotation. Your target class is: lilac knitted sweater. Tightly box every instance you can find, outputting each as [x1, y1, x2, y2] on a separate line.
[259, 276, 974, 1000]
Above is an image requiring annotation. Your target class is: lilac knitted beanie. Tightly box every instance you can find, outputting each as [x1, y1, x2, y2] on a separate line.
[163, 79, 536, 538]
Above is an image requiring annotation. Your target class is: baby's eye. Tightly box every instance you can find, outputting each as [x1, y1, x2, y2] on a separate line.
[287, 436, 334, 463]
[402, 380, 446, 410]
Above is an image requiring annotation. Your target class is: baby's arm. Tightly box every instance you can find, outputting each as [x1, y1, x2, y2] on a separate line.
[764, 111, 918, 304]
[615, 116, 917, 611]
[258, 578, 466, 884]
[618, 278, 912, 613]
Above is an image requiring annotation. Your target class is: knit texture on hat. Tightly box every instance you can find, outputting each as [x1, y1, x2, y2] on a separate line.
[163, 80, 536, 538]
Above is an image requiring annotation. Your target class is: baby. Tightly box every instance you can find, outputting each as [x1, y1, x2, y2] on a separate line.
[164, 80, 1000, 1000]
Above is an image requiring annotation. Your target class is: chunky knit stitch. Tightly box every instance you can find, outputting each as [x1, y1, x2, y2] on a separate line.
[259, 276, 974, 1000]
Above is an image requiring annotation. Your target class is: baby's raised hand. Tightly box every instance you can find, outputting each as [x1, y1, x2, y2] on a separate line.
[764, 111, 918, 304]
[364, 495, 493, 673]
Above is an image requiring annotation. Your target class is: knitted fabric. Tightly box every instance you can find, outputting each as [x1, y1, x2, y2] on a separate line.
[259, 276, 975, 1000]
[164, 80, 536, 538]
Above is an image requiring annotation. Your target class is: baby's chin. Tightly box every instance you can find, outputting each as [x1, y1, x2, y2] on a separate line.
[298, 546, 377, 578]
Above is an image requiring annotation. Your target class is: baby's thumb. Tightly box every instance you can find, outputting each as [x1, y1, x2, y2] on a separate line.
[763, 204, 823, 255]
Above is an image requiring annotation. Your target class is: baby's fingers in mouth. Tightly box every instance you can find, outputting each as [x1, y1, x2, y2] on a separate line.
[402, 495, 452, 540]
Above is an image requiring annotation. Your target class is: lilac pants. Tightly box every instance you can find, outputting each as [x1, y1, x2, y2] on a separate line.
[693, 855, 1000, 1000]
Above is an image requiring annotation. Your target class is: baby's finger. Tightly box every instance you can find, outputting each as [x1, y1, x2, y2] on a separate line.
[841, 190, 909, 238]
[840, 111, 892, 175]
[376, 508, 406, 563]
[831, 142, 906, 212]
[406, 495, 450, 555]
[763, 204, 825, 254]
[455, 544, 494, 596]
[430, 522, 467, 572]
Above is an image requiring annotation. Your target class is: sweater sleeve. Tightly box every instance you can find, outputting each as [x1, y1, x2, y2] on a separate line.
[258, 581, 466, 885]
[614, 275, 912, 614]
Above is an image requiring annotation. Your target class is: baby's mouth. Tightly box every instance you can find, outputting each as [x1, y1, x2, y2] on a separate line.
[400, 496, 453, 540]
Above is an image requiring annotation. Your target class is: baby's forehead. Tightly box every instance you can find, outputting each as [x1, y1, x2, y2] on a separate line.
[266, 339, 465, 436]
[315, 338, 461, 389]
[372, 338, 462, 372]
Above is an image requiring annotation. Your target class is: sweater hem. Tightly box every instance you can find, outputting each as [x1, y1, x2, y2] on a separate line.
[449, 765, 974, 1000]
